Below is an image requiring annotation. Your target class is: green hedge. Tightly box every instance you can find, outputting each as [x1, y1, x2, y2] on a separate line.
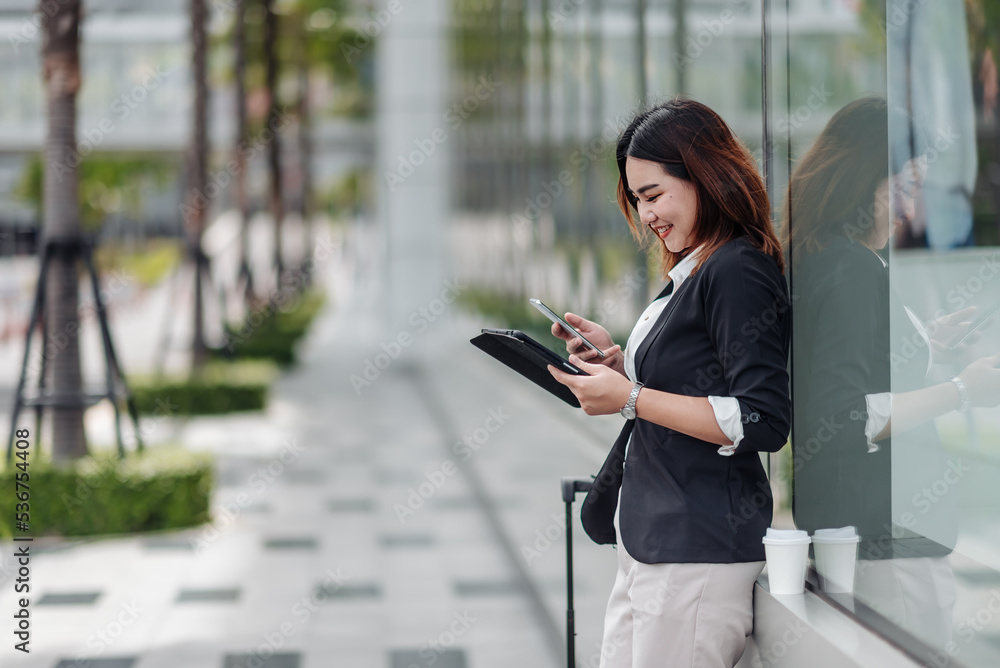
[457, 287, 602, 355]
[457, 287, 558, 350]
[0, 447, 213, 538]
[129, 360, 277, 415]
[95, 240, 183, 288]
[219, 290, 326, 366]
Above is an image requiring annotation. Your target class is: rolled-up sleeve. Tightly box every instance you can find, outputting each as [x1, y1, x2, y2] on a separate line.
[708, 395, 743, 455]
[703, 247, 792, 454]
[863, 392, 892, 453]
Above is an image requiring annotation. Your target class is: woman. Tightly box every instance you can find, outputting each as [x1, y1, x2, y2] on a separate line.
[548, 98, 791, 668]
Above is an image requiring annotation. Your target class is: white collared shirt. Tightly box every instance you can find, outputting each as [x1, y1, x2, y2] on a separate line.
[623, 245, 744, 459]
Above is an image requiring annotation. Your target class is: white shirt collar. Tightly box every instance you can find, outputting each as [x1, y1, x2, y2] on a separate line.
[667, 244, 706, 289]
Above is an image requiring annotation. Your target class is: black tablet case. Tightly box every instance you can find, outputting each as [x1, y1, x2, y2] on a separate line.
[470, 328, 587, 407]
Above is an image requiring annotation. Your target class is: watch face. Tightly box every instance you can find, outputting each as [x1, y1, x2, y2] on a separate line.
[621, 406, 636, 420]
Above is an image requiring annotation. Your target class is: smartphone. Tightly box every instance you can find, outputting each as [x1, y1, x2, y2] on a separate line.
[946, 302, 1000, 350]
[529, 298, 606, 358]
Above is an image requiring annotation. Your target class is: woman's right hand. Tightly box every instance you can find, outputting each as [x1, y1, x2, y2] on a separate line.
[957, 352, 1000, 407]
[553, 312, 625, 374]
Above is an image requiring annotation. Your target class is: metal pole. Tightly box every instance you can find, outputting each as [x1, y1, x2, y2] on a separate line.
[83, 240, 144, 454]
[6, 244, 49, 462]
[761, 0, 772, 205]
[674, 0, 688, 93]
[633, 0, 650, 314]
[636, 0, 647, 109]
[566, 497, 575, 668]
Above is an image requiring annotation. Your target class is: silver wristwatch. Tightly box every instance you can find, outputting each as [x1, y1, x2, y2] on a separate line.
[951, 376, 971, 412]
[620, 381, 644, 420]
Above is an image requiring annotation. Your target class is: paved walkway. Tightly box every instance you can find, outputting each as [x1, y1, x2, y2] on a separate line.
[0, 222, 623, 668]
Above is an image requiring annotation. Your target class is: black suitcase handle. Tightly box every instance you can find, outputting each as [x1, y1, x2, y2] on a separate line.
[561, 476, 593, 503]
[561, 476, 593, 668]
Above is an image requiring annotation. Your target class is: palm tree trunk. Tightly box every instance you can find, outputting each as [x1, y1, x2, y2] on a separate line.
[187, 0, 210, 368]
[296, 16, 313, 286]
[42, 0, 87, 462]
[233, 0, 253, 300]
[264, 0, 284, 280]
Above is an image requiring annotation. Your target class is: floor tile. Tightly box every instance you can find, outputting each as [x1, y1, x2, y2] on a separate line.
[176, 588, 241, 603]
[38, 592, 101, 606]
[222, 654, 300, 668]
[389, 649, 466, 668]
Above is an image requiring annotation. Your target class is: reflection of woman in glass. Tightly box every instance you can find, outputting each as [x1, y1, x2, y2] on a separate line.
[785, 96, 1000, 641]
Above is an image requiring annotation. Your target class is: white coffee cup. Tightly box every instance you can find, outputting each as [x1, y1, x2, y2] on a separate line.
[812, 526, 860, 594]
[762, 528, 811, 595]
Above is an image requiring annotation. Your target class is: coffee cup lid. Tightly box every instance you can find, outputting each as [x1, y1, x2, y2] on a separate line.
[762, 528, 811, 545]
[812, 526, 860, 543]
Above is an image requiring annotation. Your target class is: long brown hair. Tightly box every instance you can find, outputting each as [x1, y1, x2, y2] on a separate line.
[781, 96, 889, 262]
[616, 97, 783, 279]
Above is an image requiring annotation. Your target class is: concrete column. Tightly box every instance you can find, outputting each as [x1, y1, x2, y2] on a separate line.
[375, 0, 450, 335]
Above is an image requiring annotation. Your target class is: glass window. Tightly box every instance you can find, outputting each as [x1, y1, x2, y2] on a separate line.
[786, 0, 1000, 663]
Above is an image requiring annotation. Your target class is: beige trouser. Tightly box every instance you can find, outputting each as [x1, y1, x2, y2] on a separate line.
[597, 494, 764, 668]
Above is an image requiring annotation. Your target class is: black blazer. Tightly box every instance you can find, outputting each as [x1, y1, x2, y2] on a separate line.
[581, 237, 792, 564]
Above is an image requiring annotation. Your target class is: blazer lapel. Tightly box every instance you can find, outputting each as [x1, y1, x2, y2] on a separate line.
[633, 279, 686, 380]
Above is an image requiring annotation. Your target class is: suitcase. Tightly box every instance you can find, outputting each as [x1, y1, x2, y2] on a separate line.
[561, 476, 594, 668]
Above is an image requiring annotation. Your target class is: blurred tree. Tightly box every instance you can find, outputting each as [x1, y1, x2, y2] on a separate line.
[292, 0, 372, 229]
[185, 0, 211, 368]
[293, 0, 313, 285]
[298, 0, 372, 117]
[41, 0, 86, 461]
[217, 0, 368, 212]
[252, 0, 366, 284]
[233, 0, 254, 300]
[264, 0, 284, 279]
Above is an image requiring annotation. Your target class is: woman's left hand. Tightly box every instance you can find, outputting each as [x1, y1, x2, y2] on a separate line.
[548, 354, 635, 415]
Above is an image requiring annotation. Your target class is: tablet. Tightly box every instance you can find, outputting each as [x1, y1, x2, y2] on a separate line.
[470, 328, 588, 407]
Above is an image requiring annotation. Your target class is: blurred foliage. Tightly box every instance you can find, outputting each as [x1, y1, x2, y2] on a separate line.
[95, 239, 183, 288]
[457, 284, 636, 359]
[856, 0, 888, 48]
[596, 242, 631, 284]
[457, 287, 567, 355]
[777, 442, 793, 512]
[320, 168, 370, 217]
[0, 446, 212, 538]
[964, 0, 1000, 56]
[16, 154, 174, 232]
[974, 204, 1000, 246]
[938, 421, 1000, 453]
[859, 0, 1000, 58]
[214, 0, 374, 119]
[451, 0, 520, 122]
[217, 289, 326, 366]
[129, 360, 278, 415]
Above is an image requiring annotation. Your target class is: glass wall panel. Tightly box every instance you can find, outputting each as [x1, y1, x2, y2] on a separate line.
[787, 1, 1000, 663]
